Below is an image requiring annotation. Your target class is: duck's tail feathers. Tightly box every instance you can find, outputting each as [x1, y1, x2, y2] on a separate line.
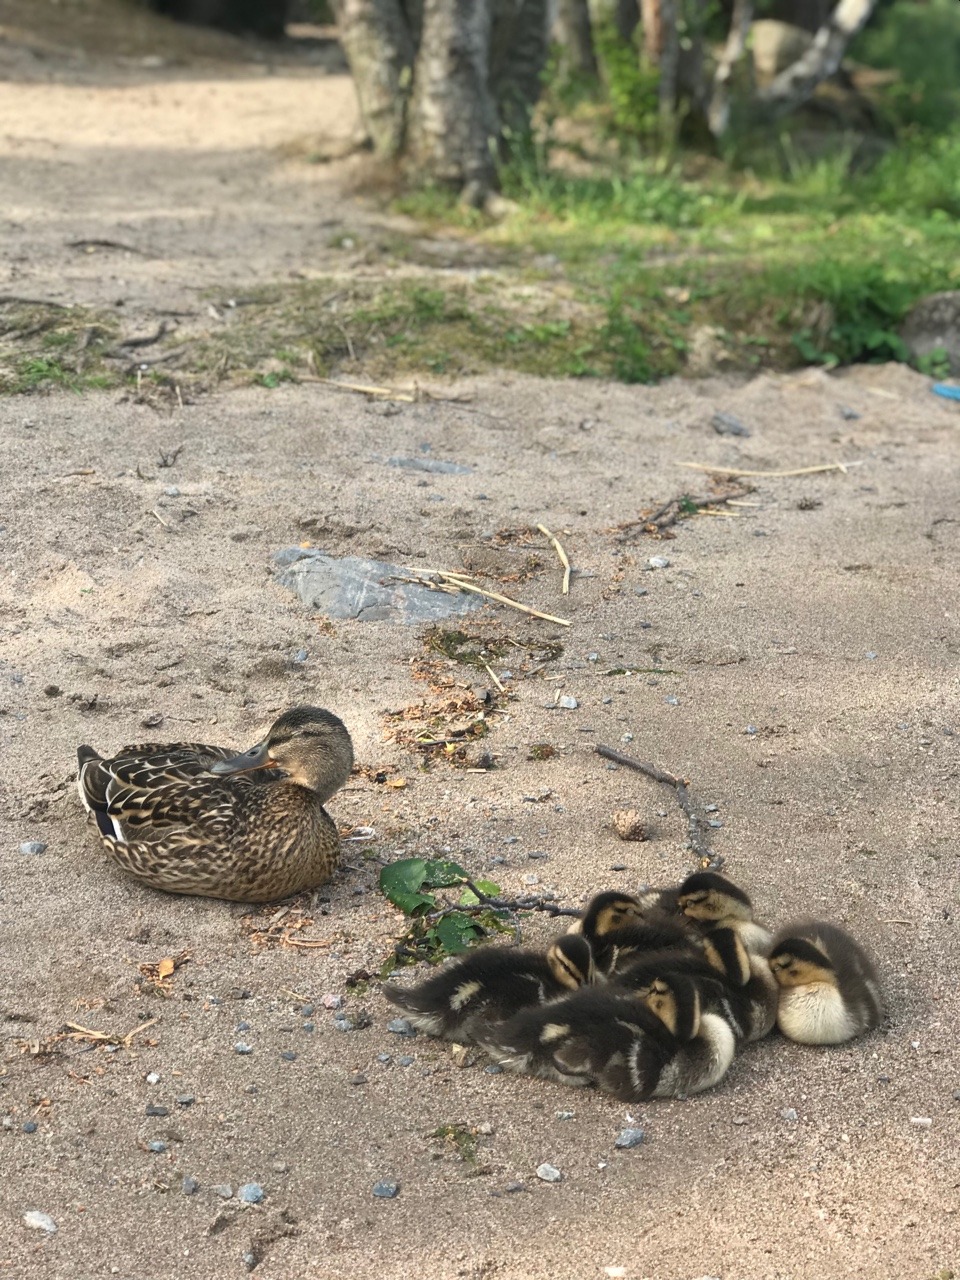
[76, 747, 126, 843]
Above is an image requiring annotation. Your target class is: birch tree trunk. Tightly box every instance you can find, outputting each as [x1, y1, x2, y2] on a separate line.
[707, 0, 753, 137]
[332, 0, 414, 156]
[405, 0, 498, 191]
[757, 0, 878, 113]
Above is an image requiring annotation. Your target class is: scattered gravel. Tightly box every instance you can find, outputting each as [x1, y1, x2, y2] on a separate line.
[372, 1180, 399, 1198]
[23, 1211, 57, 1234]
[238, 1182, 265, 1204]
[536, 1163, 562, 1182]
[614, 1128, 645, 1149]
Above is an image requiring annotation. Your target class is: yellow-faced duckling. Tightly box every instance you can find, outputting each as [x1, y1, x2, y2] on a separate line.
[701, 926, 779, 1041]
[381, 934, 597, 1041]
[77, 706, 354, 902]
[574, 890, 696, 974]
[677, 871, 772, 955]
[475, 980, 735, 1101]
[768, 921, 883, 1044]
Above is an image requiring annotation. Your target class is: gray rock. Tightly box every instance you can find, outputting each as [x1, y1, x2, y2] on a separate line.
[145, 1104, 169, 1117]
[396, 1055, 414, 1067]
[234, 1043, 253, 1055]
[711, 411, 750, 437]
[19, 841, 47, 855]
[557, 695, 578, 710]
[275, 551, 483, 624]
[148, 1141, 167, 1153]
[280, 1050, 297, 1062]
[781, 1108, 798, 1122]
[176, 1094, 195, 1107]
[504, 1181, 525, 1193]
[901, 291, 960, 375]
[23, 1211, 57, 1234]
[238, 1183, 265, 1204]
[648, 556, 670, 570]
[214, 1184, 234, 1199]
[614, 1128, 645, 1149]
[536, 1163, 562, 1182]
[22, 1121, 38, 1133]
[484, 1064, 503, 1074]
[301, 1002, 317, 1015]
[145, 1072, 161, 1085]
[182, 1176, 200, 1196]
[386, 455, 472, 475]
[387, 1018, 416, 1037]
[372, 1180, 400, 1198]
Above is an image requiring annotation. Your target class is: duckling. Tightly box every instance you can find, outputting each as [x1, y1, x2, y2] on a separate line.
[700, 926, 779, 1041]
[381, 934, 597, 1041]
[76, 706, 354, 902]
[475, 979, 735, 1100]
[676, 871, 772, 955]
[574, 890, 697, 973]
[768, 921, 883, 1045]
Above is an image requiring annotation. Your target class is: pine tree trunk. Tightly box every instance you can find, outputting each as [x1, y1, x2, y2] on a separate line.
[553, 0, 599, 79]
[490, 0, 551, 140]
[332, 0, 414, 156]
[405, 0, 498, 192]
[757, 0, 877, 113]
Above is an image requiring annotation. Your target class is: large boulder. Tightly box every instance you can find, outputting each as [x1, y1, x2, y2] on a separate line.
[900, 292, 960, 376]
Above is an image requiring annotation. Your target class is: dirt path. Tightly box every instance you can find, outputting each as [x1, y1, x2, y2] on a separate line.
[1, 10, 959, 1279]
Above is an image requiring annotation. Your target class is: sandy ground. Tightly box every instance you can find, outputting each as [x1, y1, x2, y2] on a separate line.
[2, 8, 960, 1279]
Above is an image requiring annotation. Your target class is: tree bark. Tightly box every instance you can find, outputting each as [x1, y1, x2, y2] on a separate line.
[553, 0, 599, 79]
[406, 0, 498, 192]
[707, 0, 753, 137]
[757, 0, 878, 113]
[333, 0, 414, 156]
[657, 0, 678, 132]
[639, 0, 662, 62]
[490, 0, 551, 140]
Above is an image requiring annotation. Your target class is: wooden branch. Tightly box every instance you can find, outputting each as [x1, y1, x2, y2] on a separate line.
[595, 744, 721, 870]
[536, 523, 571, 594]
[757, 0, 878, 115]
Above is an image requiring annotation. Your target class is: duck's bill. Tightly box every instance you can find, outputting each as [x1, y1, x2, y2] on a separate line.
[210, 739, 275, 775]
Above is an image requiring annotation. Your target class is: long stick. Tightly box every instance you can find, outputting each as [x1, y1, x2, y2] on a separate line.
[437, 573, 571, 627]
[536, 523, 572, 595]
[680, 462, 852, 478]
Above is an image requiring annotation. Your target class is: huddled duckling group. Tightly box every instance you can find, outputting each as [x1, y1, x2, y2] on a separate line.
[383, 871, 884, 1104]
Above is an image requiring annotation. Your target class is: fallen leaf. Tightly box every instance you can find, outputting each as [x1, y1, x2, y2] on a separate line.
[386, 777, 408, 789]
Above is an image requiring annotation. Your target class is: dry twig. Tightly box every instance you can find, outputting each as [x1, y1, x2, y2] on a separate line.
[302, 376, 416, 402]
[62, 1017, 159, 1048]
[595, 744, 721, 870]
[680, 462, 856, 478]
[536, 523, 572, 595]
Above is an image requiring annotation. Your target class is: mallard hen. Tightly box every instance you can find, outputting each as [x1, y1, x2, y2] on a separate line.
[76, 706, 354, 902]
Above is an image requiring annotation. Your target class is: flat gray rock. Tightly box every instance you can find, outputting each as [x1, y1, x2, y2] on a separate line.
[901, 291, 960, 375]
[275, 550, 483, 624]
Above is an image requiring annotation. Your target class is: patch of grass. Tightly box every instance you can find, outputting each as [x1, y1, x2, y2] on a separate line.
[431, 1123, 479, 1165]
[0, 305, 121, 394]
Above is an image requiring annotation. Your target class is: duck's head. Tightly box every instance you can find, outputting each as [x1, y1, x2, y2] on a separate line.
[642, 974, 701, 1042]
[701, 926, 751, 987]
[579, 891, 645, 940]
[768, 938, 835, 989]
[211, 706, 354, 800]
[677, 872, 753, 927]
[547, 934, 597, 991]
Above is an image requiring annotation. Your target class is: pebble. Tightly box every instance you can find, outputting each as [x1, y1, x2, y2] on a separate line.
[610, 863, 627, 872]
[865, 651, 878, 660]
[665, 695, 679, 706]
[145, 1104, 169, 1117]
[234, 1043, 254, 1055]
[732, 1115, 747, 1126]
[557, 695, 578, 710]
[333, 1016, 355, 1032]
[293, 649, 308, 663]
[703, 803, 719, 812]
[319, 996, 340, 1011]
[148, 1141, 167, 1153]
[614, 1128, 645, 1149]
[280, 1050, 297, 1062]
[164, 485, 181, 497]
[376, 1053, 393, 1064]
[744, 725, 757, 735]
[396, 1055, 414, 1067]
[145, 1072, 161, 1085]
[22, 1121, 38, 1134]
[238, 1183, 265, 1204]
[781, 1108, 798, 1122]
[504, 1181, 525, 1193]
[522, 874, 540, 886]
[214, 1184, 234, 1199]
[23, 1212, 57, 1234]
[242, 1253, 257, 1272]
[387, 1018, 416, 1037]
[953, 1090, 960, 1101]
[182, 1176, 200, 1196]
[19, 841, 48, 855]
[176, 1094, 195, 1107]
[236, 1021, 251, 1032]
[372, 1180, 399, 1199]
[556, 1111, 575, 1121]
[484, 1064, 503, 1075]
[648, 556, 670, 569]
[350, 1074, 368, 1086]
[302, 1022, 315, 1033]
[536, 1163, 562, 1183]
[910, 1116, 933, 1128]
[712, 410, 750, 437]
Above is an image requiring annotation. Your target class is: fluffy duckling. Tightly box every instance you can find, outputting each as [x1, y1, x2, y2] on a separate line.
[701, 927, 779, 1041]
[475, 980, 735, 1101]
[676, 871, 772, 955]
[768, 921, 883, 1045]
[574, 890, 696, 973]
[380, 934, 596, 1041]
[77, 707, 353, 902]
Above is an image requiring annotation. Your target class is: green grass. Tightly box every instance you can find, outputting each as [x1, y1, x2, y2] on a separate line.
[0, 304, 121, 393]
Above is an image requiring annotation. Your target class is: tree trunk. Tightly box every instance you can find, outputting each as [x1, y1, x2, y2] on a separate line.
[707, 0, 753, 137]
[332, 0, 414, 156]
[657, 0, 678, 134]
[490, 0, 551, 140]
[553, 0, 599, 79]
[757, 0, 878, 114]
[639, 0, 661, 62]
[406, 0, 497, 192]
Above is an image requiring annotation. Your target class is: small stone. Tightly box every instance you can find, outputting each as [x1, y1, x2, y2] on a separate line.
[610, 863, 627, 872]
[648, 556, 670, 569]
[145, 1104, 169, 1117]
[293, 649, 308, 663]
[665, 695, 679, 706]
[557, 695, 578, 710]
[707, 819, 723, 829]
[1, 1118, 12, 1130]
[484, 1064, 503, 1074]
[612, 809, 647, 842]
[396, 1055, 414, 1067]
[527, 849, 549, 859]
[140, 711, 164, 729]
[234, 1043, 253, 1055]
[865, 651, 878, 660]
[22, 1121, 38, 1134]
[145, 1072, 161, 1085]
[910, 1116, 933, 1128]
[176, 1094, 195, 1107]
[242, 1253, 257, 1272]
[280, 1050, 297, 1062]
[23, 1212, 57, 1234]
[555, 1111, 575, 1121]
[19, 842, 47, 856]
[333, 1016, 354, 1033]
[301, 1002, 316, 1016]
[302, 1022, 315, 1033]
[320, 995, 342, 1011]
[504, 1181, 524, 1193]
[214, 1184, 234, 1199]
[732, 1115, 747, 1125]
[614, 1128, 645, 1149]
[372, 1180, 399, 1199]
[238, 1183, 265, 1204]
[522, 873, 540, 886]
[182, 1176, 200, 1196]
[450, 1044, 477, 1069]
[711, 411, 750, 437]
[387, 1018, 416, 1037]
[744, 725, 757, 735]
[536, 1163, 562, 1183]
[148, 1140, 167, 1153]
[781, 1108, 798, 1122]
[44, 684, 61, 697]
[164, 485, 181, 497]
[376, 1053, 393, 1064]
[703, 803, 719, 813]
[350, 1073, 368, 1085]
[476, 1122, 494, 1135]
[840, 406, 861, 420]
[236, 1021, 251, 1032]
